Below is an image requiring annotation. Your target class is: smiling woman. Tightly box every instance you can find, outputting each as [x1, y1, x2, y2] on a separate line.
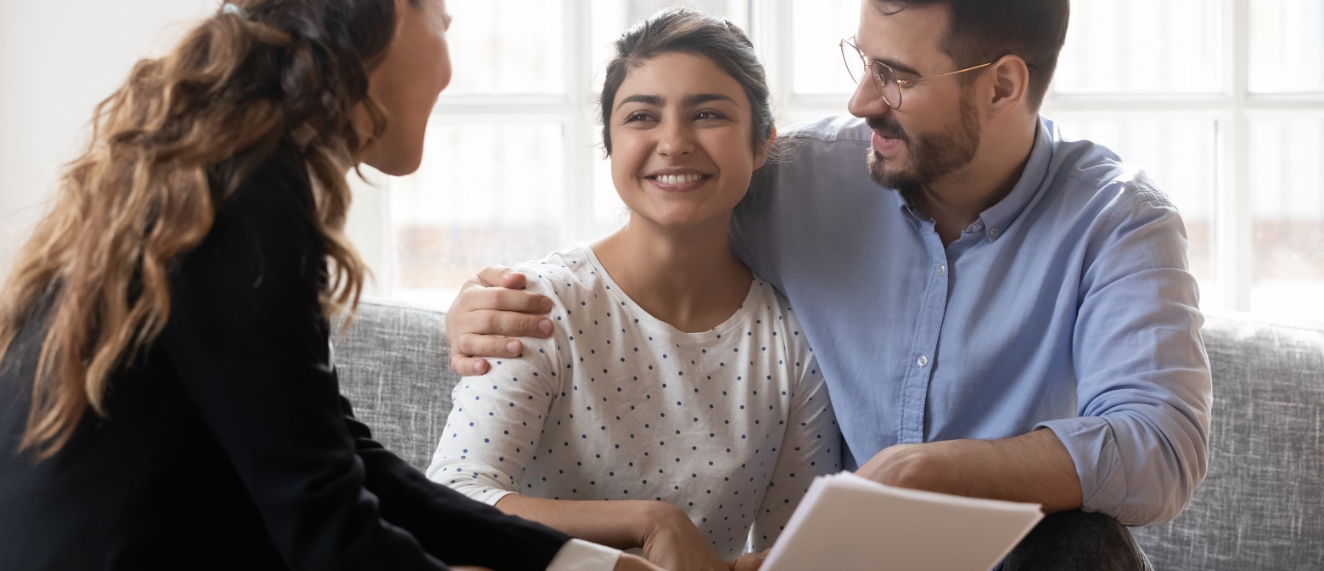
[425, 8, 839, 571]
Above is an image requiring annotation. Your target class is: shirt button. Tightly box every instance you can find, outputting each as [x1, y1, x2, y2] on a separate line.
[938, 265, 947, 276]
[989, 227, 1001, 239]
[917, 356, 929, 367]
[970, 222, 984, 232]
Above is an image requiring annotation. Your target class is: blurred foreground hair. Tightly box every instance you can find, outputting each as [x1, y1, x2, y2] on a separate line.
[0, 0, 418, 458]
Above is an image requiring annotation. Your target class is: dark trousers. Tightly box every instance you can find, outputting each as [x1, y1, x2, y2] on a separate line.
[1000, 511, 1153, 571]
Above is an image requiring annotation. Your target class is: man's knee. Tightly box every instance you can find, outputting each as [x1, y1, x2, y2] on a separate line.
[1001, 510, 1151, 571]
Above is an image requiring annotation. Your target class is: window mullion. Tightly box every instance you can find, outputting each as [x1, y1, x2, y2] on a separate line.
[1218, 0, 1253, 311]
[345, 166, 394, 298]
[753, 0, 795, 125]
[562, 0, 595, 248]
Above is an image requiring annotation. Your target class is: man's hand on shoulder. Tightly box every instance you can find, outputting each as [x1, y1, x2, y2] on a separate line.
[446, 266, 555, 375]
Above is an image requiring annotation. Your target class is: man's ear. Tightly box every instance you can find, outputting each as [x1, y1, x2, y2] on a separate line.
[753, 126, 778, 170]
[987, 55, 1031, 117]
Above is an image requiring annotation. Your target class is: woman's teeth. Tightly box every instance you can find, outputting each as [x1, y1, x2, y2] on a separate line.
[655, 173, 704, 185]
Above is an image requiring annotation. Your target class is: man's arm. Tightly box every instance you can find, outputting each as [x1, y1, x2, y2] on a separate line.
[857, 190, 1211, 525]
[1037, 190, 1211, 525]
[446, 267, 554, 375]
[854, 428, 1082, 513]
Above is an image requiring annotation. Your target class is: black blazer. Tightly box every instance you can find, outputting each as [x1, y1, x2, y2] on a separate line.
[0, 147, 570, 570]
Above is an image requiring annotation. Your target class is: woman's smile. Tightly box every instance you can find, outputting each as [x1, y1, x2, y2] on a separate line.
[645, 168, 715, 192]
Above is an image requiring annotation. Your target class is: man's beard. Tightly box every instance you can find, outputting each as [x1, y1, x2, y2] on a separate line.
[865, 94, 981, 199]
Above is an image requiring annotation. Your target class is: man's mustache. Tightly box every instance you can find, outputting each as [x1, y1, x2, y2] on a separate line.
[866, 116, 909, 143]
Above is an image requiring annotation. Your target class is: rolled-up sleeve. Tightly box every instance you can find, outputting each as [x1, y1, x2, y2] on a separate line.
[1037, 187, 1212, 526]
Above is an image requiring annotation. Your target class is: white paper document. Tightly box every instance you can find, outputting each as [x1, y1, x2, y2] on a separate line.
[761, 473, 1044, 571]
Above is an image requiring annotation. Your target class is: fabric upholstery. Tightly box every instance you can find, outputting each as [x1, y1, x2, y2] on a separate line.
[334, 301, 1324, 569]
[334, 300, 461, 471]
[1129, 313, 1324, 570]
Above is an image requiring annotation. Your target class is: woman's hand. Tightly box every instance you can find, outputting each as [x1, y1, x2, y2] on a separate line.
[638, 502, 732, 571]
[450, 554, 668, 571]
[731, 549, 769, 571]
[615, 553, 669, 571]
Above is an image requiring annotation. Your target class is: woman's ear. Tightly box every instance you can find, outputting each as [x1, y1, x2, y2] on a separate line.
[753, 126, 778, 170]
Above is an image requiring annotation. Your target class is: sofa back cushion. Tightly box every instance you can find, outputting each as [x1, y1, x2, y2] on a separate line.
[335, 300, 459, 471]
[1129, 313, 1324, 570]
[334, 302, 1324, 568]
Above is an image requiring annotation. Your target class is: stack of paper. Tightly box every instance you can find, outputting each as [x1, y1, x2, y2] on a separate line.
[761, 473, 1044, 571]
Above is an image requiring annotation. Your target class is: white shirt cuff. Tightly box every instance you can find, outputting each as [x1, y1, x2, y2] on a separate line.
[544, 538, 621, 571]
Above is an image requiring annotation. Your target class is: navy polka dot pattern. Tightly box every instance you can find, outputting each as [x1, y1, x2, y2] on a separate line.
[426, 244, 840, 559]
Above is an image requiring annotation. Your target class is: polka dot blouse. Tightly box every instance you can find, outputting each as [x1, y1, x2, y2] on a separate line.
[426, 244, 841, 558]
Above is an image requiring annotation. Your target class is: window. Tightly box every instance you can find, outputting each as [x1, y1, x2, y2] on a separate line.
[354, 0, 754, 308]
[352, 0, 1324, 320]
[1044, 0, 1324, 318]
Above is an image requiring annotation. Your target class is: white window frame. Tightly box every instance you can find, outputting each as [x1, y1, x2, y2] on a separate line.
[1038, 0, 1324, 311]
[352, 0, 1324, 312]
[349, 0, 597, 300]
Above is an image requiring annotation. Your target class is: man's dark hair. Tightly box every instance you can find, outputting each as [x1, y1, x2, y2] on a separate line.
[877, 0, 1070, 110]
[599, 7, 774, 156]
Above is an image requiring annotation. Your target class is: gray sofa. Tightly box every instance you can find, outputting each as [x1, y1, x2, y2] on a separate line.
[334, 300, 1324, 570]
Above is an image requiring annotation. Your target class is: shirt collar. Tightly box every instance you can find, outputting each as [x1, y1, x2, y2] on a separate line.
[895, 191, 925, 222]
[892, 116, 1058, 241]
[975, 116, 1056, 241]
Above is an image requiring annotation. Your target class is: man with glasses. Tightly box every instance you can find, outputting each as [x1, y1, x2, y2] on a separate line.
[446, 1, 1210, 568]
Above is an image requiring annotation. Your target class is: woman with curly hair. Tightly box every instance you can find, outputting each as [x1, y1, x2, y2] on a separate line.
[0, 1, 656, 570]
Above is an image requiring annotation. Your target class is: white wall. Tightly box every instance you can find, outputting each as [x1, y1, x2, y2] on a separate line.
[0, 1, 220, 277]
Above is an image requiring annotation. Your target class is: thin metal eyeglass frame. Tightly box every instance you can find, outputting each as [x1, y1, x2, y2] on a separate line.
[840, 37, 993, 109]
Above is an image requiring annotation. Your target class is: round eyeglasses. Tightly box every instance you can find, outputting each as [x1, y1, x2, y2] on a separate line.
[840, 37, 993, 109]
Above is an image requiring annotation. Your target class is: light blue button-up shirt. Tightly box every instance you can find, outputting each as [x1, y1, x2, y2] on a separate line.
[731, 115, 1212, 525]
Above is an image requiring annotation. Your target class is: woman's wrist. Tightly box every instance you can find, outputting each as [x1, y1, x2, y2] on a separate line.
[493, 494, 685, 551]
[633, 501, 688, 548]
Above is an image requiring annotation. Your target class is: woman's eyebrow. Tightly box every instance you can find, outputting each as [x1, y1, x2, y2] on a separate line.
[616, 93, 736, 110]
[616, 94, 664, 110]
[683, 93, 736, 106]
